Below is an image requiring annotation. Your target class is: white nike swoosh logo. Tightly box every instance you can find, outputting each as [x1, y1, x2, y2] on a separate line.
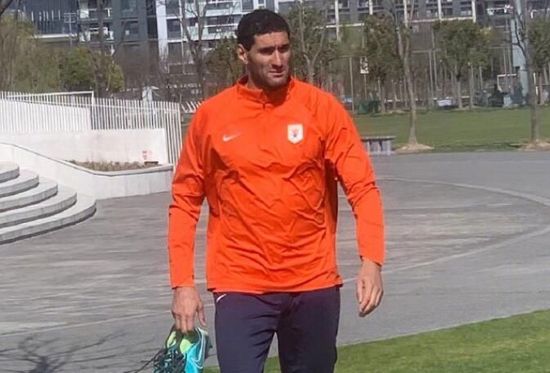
[222, 134, 240, 142]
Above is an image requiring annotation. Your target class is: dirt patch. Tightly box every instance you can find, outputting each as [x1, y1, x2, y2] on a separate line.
[395, 143, 434, 154]
[519, 141, 550, 152]
[68, 161, 160, 172]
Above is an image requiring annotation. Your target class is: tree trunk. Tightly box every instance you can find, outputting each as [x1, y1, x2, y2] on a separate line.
[196, 59, 206, 99]
[454, 65, 462, 109]
[442, 64, 447, 98]
[528, 67, 540, 143]
[378, 79, 386, 113]
[392, 80, 398, 111]
[520, 0, 540, 144]
[523, 56, 540, 142]
[306, 61, 315, 84]
[95, 0, 107, 97]
[397, 25, 417, 145]
[426, 70, 433, 110]
[537, 72, 544, 105]
[402, 81, 408, 109]
[457, 78, 462, 109]
[468, 64, 475, 110]
[478, 66, 484, 91]
[405, 64, 418, 145]
[3, 19, 19, 89]
[0, 0, 15, 19]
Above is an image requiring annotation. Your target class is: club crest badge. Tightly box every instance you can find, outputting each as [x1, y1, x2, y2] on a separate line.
[287, 124, 304, 144]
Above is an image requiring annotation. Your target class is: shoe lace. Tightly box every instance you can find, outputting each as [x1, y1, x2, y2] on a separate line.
[152, 344, 186, 373]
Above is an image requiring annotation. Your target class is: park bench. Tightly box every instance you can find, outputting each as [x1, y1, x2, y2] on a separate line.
[360, 135, 395, 156]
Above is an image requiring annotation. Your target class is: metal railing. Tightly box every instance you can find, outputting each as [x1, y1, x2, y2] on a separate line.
[0, 91, 183, 167]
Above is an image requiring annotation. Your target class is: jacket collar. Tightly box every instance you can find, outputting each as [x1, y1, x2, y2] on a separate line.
[235, 76, 295, 106]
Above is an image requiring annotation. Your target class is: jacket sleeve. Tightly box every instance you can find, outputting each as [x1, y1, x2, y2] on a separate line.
[167, 111, 206, 288]
[324, 99, 385, 265]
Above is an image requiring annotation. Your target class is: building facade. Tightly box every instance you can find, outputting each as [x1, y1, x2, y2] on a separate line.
[13, 0, 78, 46]
[12, 0, 548, 100]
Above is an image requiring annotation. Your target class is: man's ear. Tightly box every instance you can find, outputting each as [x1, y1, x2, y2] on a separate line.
[237, 44, 248, 65]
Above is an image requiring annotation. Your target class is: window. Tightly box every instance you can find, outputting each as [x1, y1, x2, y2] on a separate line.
[168, 43, 181, 55]
[122, 0, 138, 17]
[169, 64, 184, 74]
[167, 19, 181, 38]
[124, 20, 140, 40]
[358, 0, 369, 9]
[207, 15, 234, 25]
[205, 1, 233, 10]
[147, 18, 158, 38]
[146, 0, 157, 15]
[166, 0, 181, 15]
[207, 25, 236, 34]
[168, 43, 182, 61]
[340, 13, 351, 22]
[339, 0, 349, 9]
[167, 19, 180, 31]
[122, 0, 137, 9]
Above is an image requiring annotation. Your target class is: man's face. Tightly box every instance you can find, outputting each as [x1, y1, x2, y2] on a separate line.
[238, 31, 291, 91]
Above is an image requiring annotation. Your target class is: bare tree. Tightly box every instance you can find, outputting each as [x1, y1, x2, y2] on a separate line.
[94, 0, 107, 96]
[433, 21, 491, 110]
[0, 6, 29, 90]
[387, 0, 431, 151]
[510, 0, 550, 148]
[163, 0, 234, 99]
[287, 0, 331, 84]
[206, 36, 242, 92]
[362, 14, 402, 113]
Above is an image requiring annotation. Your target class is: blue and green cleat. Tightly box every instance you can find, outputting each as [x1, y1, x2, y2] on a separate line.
[153, 325, 212, 373]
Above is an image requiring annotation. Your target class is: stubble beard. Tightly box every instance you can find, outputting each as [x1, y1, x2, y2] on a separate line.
[249, 67, 289, 92]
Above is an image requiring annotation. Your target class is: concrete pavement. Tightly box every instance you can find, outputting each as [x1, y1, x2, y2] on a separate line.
[1, 151, 550, 372]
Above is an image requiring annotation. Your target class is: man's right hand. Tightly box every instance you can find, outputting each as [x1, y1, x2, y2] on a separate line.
[171, 286, 206, 333]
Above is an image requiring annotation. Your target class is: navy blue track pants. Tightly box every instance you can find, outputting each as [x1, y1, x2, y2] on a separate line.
[214, 286, 340, 373]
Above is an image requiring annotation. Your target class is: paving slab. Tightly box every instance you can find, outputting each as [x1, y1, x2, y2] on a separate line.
[1, 151, 550, 372]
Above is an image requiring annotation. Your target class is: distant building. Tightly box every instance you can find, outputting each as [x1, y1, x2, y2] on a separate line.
[12, 0, 548, 99]
[13, 0, 78, 46]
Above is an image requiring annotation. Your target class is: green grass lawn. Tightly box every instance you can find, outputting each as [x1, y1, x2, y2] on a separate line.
[205, 309, 550, 373]
[355, 106, 550, 152]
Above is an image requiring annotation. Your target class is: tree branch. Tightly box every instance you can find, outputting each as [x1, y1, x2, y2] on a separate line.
[311, 2, 329, 67]
[0, 0, 15, 19]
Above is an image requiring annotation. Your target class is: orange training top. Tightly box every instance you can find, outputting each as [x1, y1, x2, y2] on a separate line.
[168, 77, 385, 293]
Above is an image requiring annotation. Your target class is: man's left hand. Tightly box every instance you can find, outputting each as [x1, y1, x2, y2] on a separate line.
[356, 259, 383, 317]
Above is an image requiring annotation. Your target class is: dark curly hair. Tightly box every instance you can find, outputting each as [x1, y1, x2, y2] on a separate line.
[236, 9, 290, 51]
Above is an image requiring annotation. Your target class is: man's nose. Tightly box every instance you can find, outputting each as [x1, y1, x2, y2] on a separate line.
[272, 51, 282, 66]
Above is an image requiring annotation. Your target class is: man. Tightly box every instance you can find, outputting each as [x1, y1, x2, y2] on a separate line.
[168, 9, 384, 373]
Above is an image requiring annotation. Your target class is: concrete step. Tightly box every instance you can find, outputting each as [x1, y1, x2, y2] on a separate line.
[0, 194, 96, 244]
[0, 180, 58, 212]
[0, 187, 76, 229]
[0, 162, 19, 183]
[0, 170, 39, 198]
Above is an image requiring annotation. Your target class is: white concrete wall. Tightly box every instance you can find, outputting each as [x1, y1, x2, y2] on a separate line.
[0, 100, 91, 132]
[1, 129, 168, 164]
[0, 143, 174, 199]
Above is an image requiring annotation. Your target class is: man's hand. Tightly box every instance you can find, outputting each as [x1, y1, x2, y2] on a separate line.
[171, 286, 206, 333]
[356, 259, 383, 317]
